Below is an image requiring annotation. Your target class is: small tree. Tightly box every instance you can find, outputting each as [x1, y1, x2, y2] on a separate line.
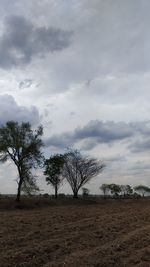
[0, 121, 43, 202]
[82, 187, 90, 197]
[120, 185, 133, 197]
[100, 184, 110, 199]
[62, 149, 105, 198]
[134, 185, 150, 197]
[109, 184, 121, 198]
[44, 154, 65, 198]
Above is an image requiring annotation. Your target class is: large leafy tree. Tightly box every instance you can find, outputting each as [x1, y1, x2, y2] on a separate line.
[0, 121, 43, 202]
[63, 149, 105, 198]
[44, 154, 65, 198]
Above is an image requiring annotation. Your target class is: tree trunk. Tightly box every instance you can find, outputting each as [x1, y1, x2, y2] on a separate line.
[55, 185, 58, 198]
[16, 166, 23, 202]
[73, 191, 78, 198]
[16, 178, 23, 202]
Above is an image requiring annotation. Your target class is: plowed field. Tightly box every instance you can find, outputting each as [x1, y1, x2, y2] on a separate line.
[0, 199, 150, 266]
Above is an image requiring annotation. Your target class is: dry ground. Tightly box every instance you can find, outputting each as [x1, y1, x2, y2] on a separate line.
[0, 199, 150, 267]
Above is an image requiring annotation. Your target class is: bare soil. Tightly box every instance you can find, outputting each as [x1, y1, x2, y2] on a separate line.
[0, 199, 150, 267]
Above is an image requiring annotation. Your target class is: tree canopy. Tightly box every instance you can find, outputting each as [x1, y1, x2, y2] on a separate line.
[44, 154, 65, 198]
[100, 184, 110, 198]
[62, 149, 105, 198]
[134, 185, 150, 197]
[0, 121, 43, 201]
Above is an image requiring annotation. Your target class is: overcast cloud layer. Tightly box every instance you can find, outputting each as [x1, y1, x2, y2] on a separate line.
[0, 0, 150, 194]
[0, 15, 72, 68]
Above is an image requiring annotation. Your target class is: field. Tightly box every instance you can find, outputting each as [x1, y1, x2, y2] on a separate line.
[0, 198, 150, 267]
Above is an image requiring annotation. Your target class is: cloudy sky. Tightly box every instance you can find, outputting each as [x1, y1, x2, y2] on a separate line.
[0, 0, 150, 195]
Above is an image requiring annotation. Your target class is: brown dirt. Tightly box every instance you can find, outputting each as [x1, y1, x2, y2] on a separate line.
[0, 199, 150, 267]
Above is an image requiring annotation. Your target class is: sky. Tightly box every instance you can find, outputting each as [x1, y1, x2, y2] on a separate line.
[0, 0, 150, 195]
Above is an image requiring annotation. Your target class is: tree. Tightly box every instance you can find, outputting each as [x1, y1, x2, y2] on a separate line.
[0, 121, 43, 202]
[82, 187, 90, 197]
[62, 149, 105, 198]
[109, 184, 121, 198]
[120, 184, 133, 197]
[44, 154, 65, 198]
[100, 184, 110, 199]
[126, 185, 133, 195]
[134, 185, 150, 197]
[21, 175, 40, 196]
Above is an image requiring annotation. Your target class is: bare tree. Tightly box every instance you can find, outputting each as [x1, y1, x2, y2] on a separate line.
[63, 149, 105, 198]
[100, 184, 110, 199]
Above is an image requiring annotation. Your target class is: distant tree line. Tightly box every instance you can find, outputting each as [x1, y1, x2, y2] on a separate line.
[100, 183, 150, 198]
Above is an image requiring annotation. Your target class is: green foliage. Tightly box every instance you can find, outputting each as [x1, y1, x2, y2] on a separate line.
[120, 184, 133, 196]
[44, 154, 65, 198]
[108, 184, 121, 197]
[125, 185, 133, 195]
[82, 187, 90, 197]
[134, 185, 150, 196]
[0, 121, 43, 201]
[100, 183, 134, 198]
[100, 183, 135, 198]
[21, 176, 40, 196]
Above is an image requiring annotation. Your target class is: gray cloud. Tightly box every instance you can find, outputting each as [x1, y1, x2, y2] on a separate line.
[129, 161, 150, 171]
[19, 79, 33, 90]
[0, 94, 40, 125]
[129, 138, 150, 153]
[37, 0, 150, 95]
[0, 1, 150, 192]
[45, 119, 150, 153]
[45, 120, 134, 149]
[104, 154, 127, 164]
[74, 120, 134, 142]
[0, 15, 72, 68]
